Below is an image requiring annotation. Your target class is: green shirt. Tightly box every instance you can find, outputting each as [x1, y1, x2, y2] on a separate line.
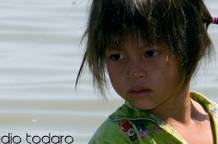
[89, 91, 218, 144]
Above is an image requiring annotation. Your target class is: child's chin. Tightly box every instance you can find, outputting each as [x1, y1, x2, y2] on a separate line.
[129, 101, 156, 110]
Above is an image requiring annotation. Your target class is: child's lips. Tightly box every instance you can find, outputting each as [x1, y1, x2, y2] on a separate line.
[128, 87, 152, 97]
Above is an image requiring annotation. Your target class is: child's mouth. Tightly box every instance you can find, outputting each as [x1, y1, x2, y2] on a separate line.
[128, 87, 152, 97]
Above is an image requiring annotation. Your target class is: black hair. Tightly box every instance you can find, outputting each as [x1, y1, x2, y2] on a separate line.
[76, 0, 213, 95]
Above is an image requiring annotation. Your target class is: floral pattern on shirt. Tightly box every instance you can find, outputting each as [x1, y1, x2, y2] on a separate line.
[118, 119, 137, 141]
[89, 91, 218, 144]
[209, 105, 218, 118]
[118, 119, 164, 141]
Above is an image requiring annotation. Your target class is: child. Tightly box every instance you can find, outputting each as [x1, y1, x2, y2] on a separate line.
[76, 0, 218, 143]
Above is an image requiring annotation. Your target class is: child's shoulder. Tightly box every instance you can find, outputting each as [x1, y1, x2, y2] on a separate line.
[88, 103, 139, 144]
[191, 91, 218, 118]
[88, 118, 132, 144]
[191, 91, 218, 108]
[88, 103, 165, 144]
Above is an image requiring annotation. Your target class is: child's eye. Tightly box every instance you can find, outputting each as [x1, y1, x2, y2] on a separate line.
[108, 54, 124, 61]
[144, 50, 160, 57]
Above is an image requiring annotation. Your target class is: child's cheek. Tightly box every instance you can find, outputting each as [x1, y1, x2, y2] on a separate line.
[106, 62, 122, 79]
[146, 54, 177, 79]
[159, 54, 181, 81]
[159, 53, 177, 68]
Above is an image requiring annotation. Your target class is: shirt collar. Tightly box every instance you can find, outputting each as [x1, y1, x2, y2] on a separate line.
[109, 91, 218, 143]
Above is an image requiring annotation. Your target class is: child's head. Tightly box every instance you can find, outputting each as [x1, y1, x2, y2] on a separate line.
[76, 0, 213, 97]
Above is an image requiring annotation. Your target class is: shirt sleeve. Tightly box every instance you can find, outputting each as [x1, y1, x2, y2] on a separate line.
[88, 119, 134, 144]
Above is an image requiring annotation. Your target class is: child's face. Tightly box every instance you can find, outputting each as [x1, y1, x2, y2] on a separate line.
[105, 37, 185, 110]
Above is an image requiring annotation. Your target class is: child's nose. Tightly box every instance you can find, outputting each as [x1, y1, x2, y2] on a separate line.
[127, 60, 146, 79]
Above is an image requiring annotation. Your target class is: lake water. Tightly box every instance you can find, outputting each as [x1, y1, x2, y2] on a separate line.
[0, 0, 217, 143]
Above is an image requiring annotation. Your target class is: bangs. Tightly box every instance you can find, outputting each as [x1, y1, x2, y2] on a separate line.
[98, 0, 186, 52]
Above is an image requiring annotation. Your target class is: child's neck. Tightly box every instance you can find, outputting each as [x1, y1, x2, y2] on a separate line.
[150, 86, 194, 126]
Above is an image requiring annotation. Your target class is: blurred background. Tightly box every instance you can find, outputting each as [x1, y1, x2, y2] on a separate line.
[0, 0, 217, 143]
